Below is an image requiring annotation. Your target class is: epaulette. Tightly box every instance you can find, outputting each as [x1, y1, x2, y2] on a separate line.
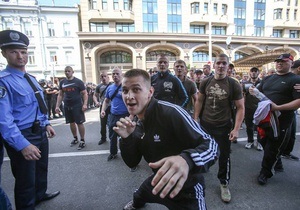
[0, 71, 11, 78]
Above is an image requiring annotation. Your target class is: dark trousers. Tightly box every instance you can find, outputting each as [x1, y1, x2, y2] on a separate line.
[4, 127, 49, 210]
[282, 113, 296, 155]
[245, 108, 259, 143]
[108, 113, 128, 155]
[132, 173, 206, 210]
[0, 136, 13, 210]
[259, 120, 293, 178]
[201, 120, 232, 185]
[100, 106, 109, 141]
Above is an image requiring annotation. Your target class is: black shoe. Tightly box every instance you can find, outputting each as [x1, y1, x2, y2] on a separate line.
[36, 191, 60, 205]
[282, 153, 299, 161]
[107, 154, 117, 161]
[98, 140, 106, 145]
[257, 173, 268, 185]
[130, 166, 137, 172]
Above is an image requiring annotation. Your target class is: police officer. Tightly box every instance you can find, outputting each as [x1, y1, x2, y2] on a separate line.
[0, 30, 60, 209]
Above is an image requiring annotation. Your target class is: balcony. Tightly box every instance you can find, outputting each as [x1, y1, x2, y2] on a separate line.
[87, 9, 134, 22]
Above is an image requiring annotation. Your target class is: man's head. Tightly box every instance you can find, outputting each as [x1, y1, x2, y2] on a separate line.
[64, 66, 74, 79]
[227, 63, 236, 77]
[0, 30, 29, 70]
[291, 60, 300, 75]
[274, 53, 293, 75]
[213, 54, 230, 79]
[156, 54, 169, 73]
[202, 64, 211, 76]
[249, 67, 259, 79]
[173, 59, 187, 79]
[111, 66, 123, 84]
[194, 69, 203, 82]
[122, 69, 154, 119]
[100, 71, 109, 84]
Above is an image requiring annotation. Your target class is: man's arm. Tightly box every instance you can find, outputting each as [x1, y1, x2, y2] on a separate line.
[271, 99, 300, 111]
[193, 92, 205, 121]
[229, 98, 245, 141]
[55, 90, 64, 113]
[81, 89, 88, 111]
[100, 98, 110, 118]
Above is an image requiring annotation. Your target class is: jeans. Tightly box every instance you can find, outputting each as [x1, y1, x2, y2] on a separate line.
[108, 113, 128, 155]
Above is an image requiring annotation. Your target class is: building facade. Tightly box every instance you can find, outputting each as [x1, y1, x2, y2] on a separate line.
[0, 0, 81, 80]
[78, 0, 300, 83]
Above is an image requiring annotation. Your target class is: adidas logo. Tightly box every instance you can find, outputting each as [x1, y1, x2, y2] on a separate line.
[154, 134, 160, 142]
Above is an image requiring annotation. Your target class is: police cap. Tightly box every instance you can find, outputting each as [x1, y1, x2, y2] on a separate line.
[0, 30, 29, 49]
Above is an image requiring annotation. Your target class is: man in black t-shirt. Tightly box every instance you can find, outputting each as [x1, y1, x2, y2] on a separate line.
[250, 53, 300, 185]
[55, 66, 88, 150]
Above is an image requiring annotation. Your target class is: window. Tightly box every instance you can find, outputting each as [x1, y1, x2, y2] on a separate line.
[290, 30, 300, 38]
[114, 0, 119, 10]
[63, 23, 71, 36]
[167, 0, 182, 33]
[100, 51, 132, 63]
[65, 51, 72, 64]
[234, 7, 246, 19]
[254, 9, 265, 20]
[204, 3, 208, 14]
[222, 4, 227, 15]
[47, 23, 55, 36]
[28, 52, 35, 65]
[294, 9, 298, 20]
[254, 26, 264, 36]
[23, 22, 32, 36]
[191, 2, 199, 14]
[286, 9, 290, 20]
[235, 25, 245, 35]
[124, 0, 132, 10]
[90, 22, 109, 32]
[288, 0, 290, 6]
[296, 0, 298, 6]
[50, 51, 57, 63]
[213, 3, 217, 15]
[4, 21, 13, 30]
[235, 52, 247, 60]
[116, 23, 135, 32]
[146, 50, 176, 62]
[212, 26, 226, 35]
[193, 51, 209, 62]
[273, 29, 283, 37]
[89, 0, 97, 9]
[102, 0, 108, 10]
[255, 0, 266, 2]
[273, 9, 282, 19]
[142, 0, 158, 32]
[190, 25, 205, 34]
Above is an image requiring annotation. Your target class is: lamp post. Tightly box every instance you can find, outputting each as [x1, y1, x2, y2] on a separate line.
[226, 36, 232, 62]
[208, 0, 212, 64]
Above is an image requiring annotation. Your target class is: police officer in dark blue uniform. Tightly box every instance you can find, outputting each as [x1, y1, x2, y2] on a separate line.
[0, 30, 60, 210]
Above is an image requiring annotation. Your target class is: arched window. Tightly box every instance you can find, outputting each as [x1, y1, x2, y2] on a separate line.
[100, 51, 132, 63]
[193, 51, 216, 62]
[234, 51, 247, 60]
[146, 50, 176, 61]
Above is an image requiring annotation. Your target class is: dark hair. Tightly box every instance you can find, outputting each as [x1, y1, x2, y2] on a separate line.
[123, 69, 151, 87]
[214, 53, 230, 64]
[174, 59, 187, 67]
[250, 67, 259, 72]
[229, 63, 235, 68]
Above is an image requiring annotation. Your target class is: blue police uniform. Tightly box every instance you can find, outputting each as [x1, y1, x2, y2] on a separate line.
[0, 29, 57, 210]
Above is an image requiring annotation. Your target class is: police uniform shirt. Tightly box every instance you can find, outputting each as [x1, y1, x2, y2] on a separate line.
[0, 67, 50, 151]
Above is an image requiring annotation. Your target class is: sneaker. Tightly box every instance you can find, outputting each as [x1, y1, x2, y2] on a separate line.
[107, 154, 117, 161]
[70, 139, 78, 146]
[130, 166, 137, 172]
[282, 153, 299, 161]
[98, 140, 106, 145]
[245, 142, 254, 149]
[77, 141, 86, 150]
[257, 173, 268, 185]
[220, 184, 231, 203]
[256, 143, 263, 151]
[123, 200, 145, 210]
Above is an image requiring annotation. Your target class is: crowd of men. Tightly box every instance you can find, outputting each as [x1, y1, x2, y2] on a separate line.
[0, 29, 300, 210]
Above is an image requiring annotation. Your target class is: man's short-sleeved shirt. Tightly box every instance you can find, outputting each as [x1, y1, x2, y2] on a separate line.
[200, 77, 243, 125]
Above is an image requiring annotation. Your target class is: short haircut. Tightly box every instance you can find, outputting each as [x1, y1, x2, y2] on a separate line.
[174, 59, 187, 67]
[65, 66, 73, 71]
[123, 69, 151, 88]
[250, 67, 259, 72]
[229, 63, 235, 68]
[214, 53, 230, 64]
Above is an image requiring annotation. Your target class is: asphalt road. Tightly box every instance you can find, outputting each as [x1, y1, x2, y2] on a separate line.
[1, 108, 300, 210]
